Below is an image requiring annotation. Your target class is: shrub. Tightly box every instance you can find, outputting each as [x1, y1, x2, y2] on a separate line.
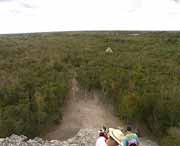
[161, 127, 180, 146]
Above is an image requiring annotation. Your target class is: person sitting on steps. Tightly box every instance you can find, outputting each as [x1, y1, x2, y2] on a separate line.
[95, 127, 125, 146]
[122, 126, 140, 146]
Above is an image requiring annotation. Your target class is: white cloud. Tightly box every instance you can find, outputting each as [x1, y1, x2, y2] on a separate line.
[0, 0, 180, 34]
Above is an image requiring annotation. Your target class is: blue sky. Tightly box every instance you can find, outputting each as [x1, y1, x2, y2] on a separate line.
[0, 0, 180, 34]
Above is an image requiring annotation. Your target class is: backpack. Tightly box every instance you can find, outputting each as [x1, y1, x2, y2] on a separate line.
[128, 139, 138, 146]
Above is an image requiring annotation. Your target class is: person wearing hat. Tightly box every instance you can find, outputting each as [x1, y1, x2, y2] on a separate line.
[106, 128, 125, 146]
[122, 126, 140, 146]
[95, 128, 125, 146]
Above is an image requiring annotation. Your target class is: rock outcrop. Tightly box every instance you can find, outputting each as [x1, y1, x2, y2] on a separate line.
[0, 129, 97, 146]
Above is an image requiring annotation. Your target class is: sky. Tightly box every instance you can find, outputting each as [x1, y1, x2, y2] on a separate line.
[0, 0, 180, 34]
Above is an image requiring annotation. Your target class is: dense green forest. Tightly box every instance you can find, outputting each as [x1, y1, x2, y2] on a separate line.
[0, 31, 180, 145]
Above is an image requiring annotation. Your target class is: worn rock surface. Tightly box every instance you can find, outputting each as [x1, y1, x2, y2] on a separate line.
[0, 129, 97, 146]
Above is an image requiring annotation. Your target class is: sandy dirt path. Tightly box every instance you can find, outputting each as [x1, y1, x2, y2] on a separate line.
[43, 78, 122, 140]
